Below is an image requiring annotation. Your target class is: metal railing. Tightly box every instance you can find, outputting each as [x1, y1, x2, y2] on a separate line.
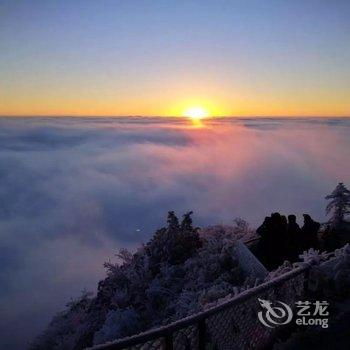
[88, 265, 309, 350]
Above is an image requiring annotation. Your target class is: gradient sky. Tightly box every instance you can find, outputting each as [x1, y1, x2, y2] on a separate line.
[1, 0, 350, 116]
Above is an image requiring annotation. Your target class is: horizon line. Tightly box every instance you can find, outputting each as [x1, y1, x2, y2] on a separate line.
[1, 115, 350, 119]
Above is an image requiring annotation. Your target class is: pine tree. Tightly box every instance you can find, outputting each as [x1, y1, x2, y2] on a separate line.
[181, 211, 194, 231]
[167, 211, 179, 230]
[325, 183, 350, 225]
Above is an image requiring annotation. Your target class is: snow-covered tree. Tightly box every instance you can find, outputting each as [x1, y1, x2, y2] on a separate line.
[325, 183, 350, 226]
[32, 212, 253, 349]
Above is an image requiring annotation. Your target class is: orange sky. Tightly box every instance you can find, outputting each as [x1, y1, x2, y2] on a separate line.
[2, 89, 349, 117]
[1, 1, 350, 117]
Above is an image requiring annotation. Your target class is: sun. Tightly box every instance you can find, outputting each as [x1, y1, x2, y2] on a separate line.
[183, 107, 209, 120]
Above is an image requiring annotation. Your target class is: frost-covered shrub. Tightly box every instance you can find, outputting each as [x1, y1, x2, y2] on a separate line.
[298, 248, 329, 265]
[265, 260, 295, 280]
[29, 291, 93, 350]
[93, 308, 141, 345]
[32, 213, 252, 349]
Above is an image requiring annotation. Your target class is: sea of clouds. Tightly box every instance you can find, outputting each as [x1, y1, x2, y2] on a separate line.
[0, 116, 349, 349]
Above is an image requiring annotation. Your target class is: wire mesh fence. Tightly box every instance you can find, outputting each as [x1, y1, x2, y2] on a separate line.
[89, 266, 308, 350]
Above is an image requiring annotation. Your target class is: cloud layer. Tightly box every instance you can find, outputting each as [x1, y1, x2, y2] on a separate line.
[0, 117, 349, 349]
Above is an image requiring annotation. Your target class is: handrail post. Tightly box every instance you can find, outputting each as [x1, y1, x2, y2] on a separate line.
[164, 333, 173, 350]
[198, 319, 206, 350]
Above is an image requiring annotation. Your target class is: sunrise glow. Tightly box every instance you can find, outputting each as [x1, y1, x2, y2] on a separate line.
[183, 107, 209, 120]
